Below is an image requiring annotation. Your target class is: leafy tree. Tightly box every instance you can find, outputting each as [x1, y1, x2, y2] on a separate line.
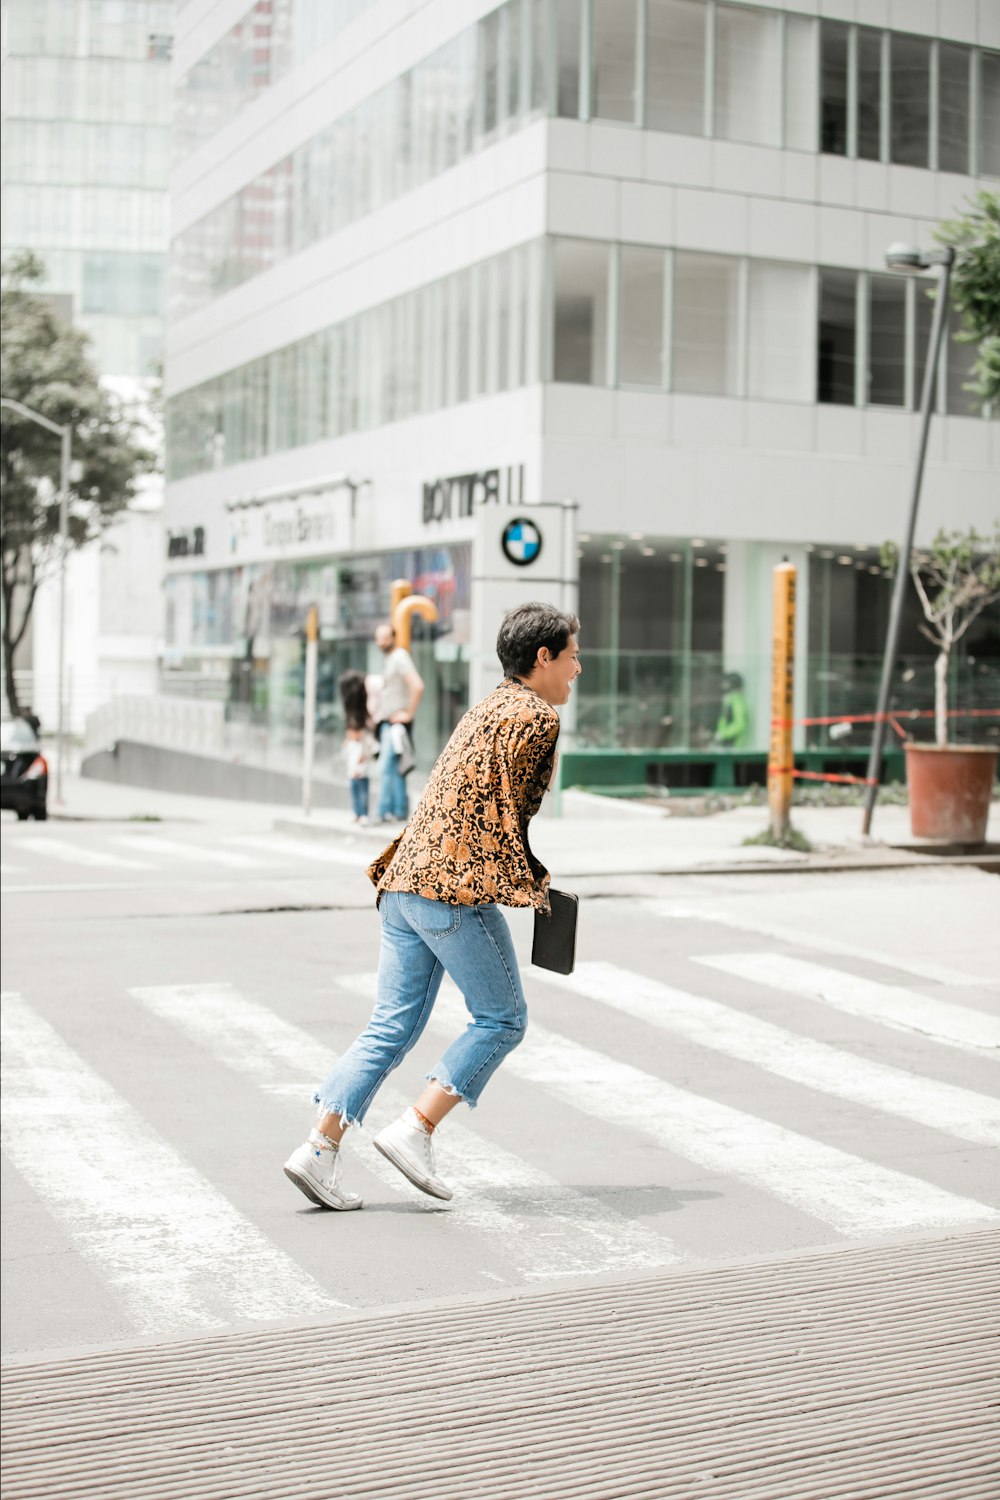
[883, 527, 1000, 745]
[1, 251, 156, 719]
[936, 189, 1000, 407]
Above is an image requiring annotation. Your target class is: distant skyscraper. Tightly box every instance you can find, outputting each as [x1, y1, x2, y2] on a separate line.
[1, 0, 173, 379]
[1, 1, 174, 733]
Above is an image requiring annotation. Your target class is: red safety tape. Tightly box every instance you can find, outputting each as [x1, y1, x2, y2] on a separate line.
[771, 708, 1000, 729]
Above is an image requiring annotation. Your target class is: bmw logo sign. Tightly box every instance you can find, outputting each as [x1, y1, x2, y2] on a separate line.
[501, 517, 542, 567]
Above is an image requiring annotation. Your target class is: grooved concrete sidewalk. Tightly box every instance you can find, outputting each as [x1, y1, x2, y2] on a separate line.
[3, 1231, 998, 1500]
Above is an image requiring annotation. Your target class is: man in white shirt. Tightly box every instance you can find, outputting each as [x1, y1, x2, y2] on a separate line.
[373, 621, 424, 822]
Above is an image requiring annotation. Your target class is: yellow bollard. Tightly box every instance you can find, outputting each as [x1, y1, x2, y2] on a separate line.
[768, 563, 796, 840]
[393, 594, 438, 651]
[389, 579, 411, 626]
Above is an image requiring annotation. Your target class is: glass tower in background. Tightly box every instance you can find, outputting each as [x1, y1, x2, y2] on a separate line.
[1, 1, 174, 736]
[1, 0, 173, 379]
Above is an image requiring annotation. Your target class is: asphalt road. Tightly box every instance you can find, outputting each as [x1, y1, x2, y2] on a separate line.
[2, 810, 998, 1361]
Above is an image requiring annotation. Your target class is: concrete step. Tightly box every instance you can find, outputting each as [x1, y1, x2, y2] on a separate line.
[3, 1228, 997, 1499]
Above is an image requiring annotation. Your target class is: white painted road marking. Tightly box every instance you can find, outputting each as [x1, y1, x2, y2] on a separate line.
[110, 833, 262, 869]
[698, 952, 1000, 1053]
[131, 982, 679, 1280]
[231, 834, 370, 869]
[1, 992, 346, 1335]
[340, 973, 998, 1239]
[0, 882, 139, 895]
[536, 961, 1000, 1147]
[6, 836, 152, 871]
[646, 897, 998, 991]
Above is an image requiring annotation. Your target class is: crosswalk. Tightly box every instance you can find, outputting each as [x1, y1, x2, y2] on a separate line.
[2, 903, 998, 1350]
[0, 824, 374, 886]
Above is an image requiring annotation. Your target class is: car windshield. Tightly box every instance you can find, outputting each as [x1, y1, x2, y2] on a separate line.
[0, 718, 40, 752]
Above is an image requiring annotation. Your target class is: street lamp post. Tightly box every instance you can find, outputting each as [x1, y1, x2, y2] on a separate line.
[0, 396, 72, 802]
[860, 244, 956, 838]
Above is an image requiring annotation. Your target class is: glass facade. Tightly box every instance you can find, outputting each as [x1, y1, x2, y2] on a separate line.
[1, 0, 172, 378]
[170, 0, 547, 320]
[167, 237, 988, 482]
[167, 241, 545, 480]
[807, 547, 1000, 753]
[169, 1, 1000, 322]
[172, 0, 374, 163]
[163, 542, 473, 772]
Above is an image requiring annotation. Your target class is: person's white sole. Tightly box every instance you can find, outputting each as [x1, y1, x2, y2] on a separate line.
[284, 1165, 363, 1211]
[372, 1136, 453, 1200]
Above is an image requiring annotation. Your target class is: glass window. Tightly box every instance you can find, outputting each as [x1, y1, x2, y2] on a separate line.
[784, 15, 818, 152]
[552, 238, 611, 384]
[476, 9, 500, 145]
[891, 33, 930, 168]
[820, 21, 849, 155]
[981, 50, 1000, 178]
[496, 251, 512, 392]
[591, 0, 637, 124]
[554, 0, 582, 118]
[619, 246, 666, 387]
[817, 268, 857, 405]
[857, 28, 883, 161]
[645, 0, 705, 135]
[938, 43, 970, 173]
[714, 5, 781, 147]
[748, 261, 813, 401]
[672, 252, 741, 396]
[867, 274, 906, 406]
[529, 0, 551, 114]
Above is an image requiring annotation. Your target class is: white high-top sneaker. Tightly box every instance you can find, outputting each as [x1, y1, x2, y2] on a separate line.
[373, 1109, 453, 1200]
[284, 1130, 363, 1210]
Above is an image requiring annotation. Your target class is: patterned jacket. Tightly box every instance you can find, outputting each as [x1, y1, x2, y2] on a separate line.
[368, 677, 560, 911]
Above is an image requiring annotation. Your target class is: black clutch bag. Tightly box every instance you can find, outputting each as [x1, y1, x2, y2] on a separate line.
[532, 889, 579, 975]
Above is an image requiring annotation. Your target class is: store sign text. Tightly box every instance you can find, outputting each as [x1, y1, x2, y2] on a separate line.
[166, 526, 205, 559]
[228, 495, 339, 561]
[422, 465, 524, 524]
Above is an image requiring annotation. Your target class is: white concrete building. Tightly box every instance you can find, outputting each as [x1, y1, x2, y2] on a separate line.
[164, 0, 999, 792]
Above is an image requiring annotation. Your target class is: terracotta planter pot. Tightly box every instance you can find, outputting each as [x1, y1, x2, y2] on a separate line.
[905, 743, 998, 844]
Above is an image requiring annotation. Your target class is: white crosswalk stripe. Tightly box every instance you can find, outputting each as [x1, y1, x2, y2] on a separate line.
[129, 982, 680, 1280]
[339, 972, 998, 1239]
[0, 992, 346, 1335]
[646, 897, 998, 991]
[697, 952, 1000, 1053]
[108, 833, 263, 869]
[535, 961, 1000, 1147]
[6, 836, 152, 871]
[230, 834, 371, 869]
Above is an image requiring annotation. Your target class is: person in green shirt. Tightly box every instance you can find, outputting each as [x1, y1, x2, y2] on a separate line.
[714, 672, 750, 750]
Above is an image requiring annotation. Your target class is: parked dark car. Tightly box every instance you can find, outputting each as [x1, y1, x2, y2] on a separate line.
[1, 717, 48, 820]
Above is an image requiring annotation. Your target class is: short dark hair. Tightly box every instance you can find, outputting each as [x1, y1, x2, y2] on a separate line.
[496, 602, 580, 678]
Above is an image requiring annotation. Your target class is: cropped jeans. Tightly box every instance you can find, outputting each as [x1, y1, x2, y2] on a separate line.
[314, 891, 527, 1126]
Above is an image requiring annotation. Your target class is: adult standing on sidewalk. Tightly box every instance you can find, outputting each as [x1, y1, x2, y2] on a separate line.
[284, 601, 581, 1210]
[373, 621, 424, 824]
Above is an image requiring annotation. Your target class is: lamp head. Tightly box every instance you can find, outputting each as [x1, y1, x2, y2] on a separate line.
[885, 243, 926, 273]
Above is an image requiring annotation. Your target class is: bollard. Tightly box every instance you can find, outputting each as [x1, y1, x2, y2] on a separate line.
[302, 605, 318, 816]
[768, 563, 796, 840]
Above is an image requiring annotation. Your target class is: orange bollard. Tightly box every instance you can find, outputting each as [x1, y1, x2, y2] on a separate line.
[768, 563, 796, 840]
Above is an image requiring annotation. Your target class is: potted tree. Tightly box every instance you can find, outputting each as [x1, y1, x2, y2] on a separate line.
[883, 527, 1000, 844]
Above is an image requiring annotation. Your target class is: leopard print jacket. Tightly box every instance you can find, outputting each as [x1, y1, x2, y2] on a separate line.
[367, 677, 560, 911]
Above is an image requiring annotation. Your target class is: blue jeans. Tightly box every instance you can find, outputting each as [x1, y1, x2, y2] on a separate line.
[349, 777, 369, 819]
[376, 722, 409, 820]
[313, 892, 527, 1125]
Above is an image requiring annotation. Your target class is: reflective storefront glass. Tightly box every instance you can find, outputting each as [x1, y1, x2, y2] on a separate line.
[163, 544, 473, 774]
